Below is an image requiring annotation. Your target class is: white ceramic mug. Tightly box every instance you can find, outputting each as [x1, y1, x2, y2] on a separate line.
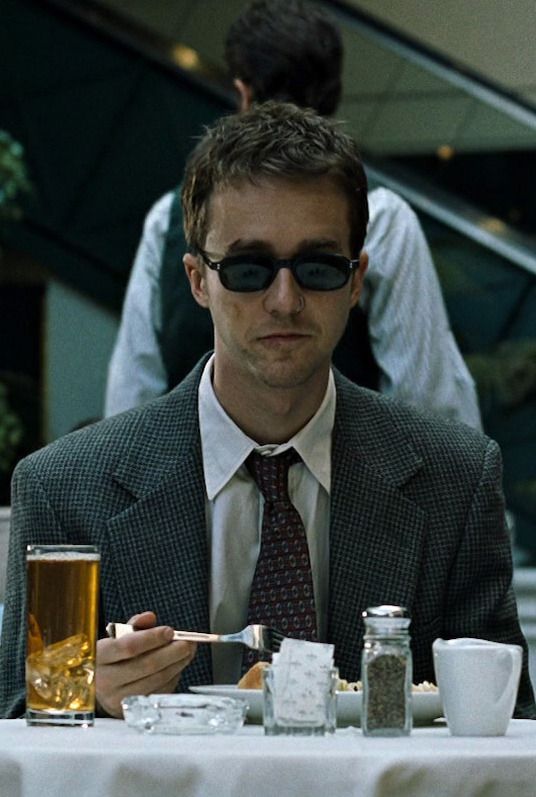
[432, 637, 522, 736]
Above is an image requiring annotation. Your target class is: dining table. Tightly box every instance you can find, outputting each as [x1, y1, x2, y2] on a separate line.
[1, 718, 536, 797]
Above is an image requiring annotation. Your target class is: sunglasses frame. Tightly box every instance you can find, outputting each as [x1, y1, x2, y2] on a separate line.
[197, 249, 359, 292]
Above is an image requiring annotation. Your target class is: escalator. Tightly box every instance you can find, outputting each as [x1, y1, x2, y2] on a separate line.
[0, 0, 535, 552]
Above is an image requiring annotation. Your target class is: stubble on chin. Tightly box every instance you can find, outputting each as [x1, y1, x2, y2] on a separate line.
[244, 348, 329, 391]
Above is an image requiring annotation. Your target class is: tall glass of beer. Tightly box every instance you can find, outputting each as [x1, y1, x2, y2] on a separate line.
[26, 544, 100, 726]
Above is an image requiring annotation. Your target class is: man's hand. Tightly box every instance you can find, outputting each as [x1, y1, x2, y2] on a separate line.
[96, 611, 197, 718]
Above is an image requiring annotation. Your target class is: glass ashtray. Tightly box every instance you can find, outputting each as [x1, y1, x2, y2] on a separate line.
[122, 693, 248, 735]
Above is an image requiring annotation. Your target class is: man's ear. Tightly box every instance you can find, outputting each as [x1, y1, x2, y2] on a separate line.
[233, 78, 253, 111]
[349, 250, 368, 308]
[184, 253, 210, 308]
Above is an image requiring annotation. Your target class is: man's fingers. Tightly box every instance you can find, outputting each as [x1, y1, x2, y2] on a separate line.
[96, 637, 197, 718]
[117, 655, 195, 701]
[96, 610, 198, 718]
[119, 639, 197, 686]
[98, 624, 175, 665]
[128, 611, 157, 630]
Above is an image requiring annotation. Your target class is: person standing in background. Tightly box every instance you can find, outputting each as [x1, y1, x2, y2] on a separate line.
[104, 0, 482, 431]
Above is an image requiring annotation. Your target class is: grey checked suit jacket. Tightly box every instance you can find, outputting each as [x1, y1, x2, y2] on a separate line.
[1, 361, 534, 719]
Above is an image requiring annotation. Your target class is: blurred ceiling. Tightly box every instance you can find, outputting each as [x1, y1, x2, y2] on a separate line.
[96, 0, 536, 157]
[347, 0, 536, 107]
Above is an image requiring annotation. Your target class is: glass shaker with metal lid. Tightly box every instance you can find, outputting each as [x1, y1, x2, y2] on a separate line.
[361, 605, 412, 736]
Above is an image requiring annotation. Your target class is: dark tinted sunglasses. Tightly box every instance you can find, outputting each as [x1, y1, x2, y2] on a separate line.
[198, 250, 359, 292]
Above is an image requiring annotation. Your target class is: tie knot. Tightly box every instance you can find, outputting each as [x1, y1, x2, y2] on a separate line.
[247, 448, 300, 504]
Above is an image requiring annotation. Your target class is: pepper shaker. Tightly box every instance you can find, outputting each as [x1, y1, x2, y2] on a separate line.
[361, 605, 412, 736]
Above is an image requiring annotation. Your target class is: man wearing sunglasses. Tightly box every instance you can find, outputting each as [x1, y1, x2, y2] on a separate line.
[104, 0, 482, 433]
[1, 102, 534, 721]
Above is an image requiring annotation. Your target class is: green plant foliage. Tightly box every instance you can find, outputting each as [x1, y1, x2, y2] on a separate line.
[0, 383, 23, 475]
[0, 130, 31, 225]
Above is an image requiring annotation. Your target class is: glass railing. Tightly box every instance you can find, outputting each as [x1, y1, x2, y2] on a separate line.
[92, 0, 536, 240]
[328, 0, 536, 240]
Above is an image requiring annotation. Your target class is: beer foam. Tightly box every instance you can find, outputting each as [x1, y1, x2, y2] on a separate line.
[27, 551, 100, 561]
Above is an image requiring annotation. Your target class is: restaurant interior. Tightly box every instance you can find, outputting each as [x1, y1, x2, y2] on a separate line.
[0, 1, 535, 784]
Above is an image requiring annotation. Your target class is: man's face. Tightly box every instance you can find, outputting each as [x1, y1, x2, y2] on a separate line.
[184, 175, 367, 396]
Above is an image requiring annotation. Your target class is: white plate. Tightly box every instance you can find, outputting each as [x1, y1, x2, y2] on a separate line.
[190, 685, 443, 726]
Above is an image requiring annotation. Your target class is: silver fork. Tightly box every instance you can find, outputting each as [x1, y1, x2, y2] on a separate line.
[106, 622, 285, 654]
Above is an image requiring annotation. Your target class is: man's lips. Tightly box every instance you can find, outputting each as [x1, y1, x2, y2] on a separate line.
[257, 331, 311, 344]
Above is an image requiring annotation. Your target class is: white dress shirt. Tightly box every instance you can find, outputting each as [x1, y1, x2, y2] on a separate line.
[198, 355, 334, 683]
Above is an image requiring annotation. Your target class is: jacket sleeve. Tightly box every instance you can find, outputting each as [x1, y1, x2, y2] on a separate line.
[0, 459, 66, 718]
[443, 437, 536, 718]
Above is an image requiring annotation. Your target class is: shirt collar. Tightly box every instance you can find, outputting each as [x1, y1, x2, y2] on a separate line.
[198, 355, 335, 500]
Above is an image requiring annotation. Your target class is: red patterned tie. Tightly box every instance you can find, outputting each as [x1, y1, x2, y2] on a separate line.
[243, 448, 317, 669]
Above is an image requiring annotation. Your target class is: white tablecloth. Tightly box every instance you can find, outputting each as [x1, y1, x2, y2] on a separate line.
[1, 719, 536, 797]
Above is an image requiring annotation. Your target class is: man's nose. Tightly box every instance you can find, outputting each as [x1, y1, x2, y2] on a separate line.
[262, 268, 304, 315]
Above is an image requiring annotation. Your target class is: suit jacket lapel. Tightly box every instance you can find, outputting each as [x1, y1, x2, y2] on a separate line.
[329, 374, 427, 680]
[104, 361, 213, 687]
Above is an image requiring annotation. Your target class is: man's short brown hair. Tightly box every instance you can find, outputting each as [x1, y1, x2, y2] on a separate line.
[182, 101, 368, 257]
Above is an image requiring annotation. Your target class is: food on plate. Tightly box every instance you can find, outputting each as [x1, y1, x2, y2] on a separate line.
[238, 663, 438, 693]
[337, 678, 438, 693]
[237, 661, 270, 689]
